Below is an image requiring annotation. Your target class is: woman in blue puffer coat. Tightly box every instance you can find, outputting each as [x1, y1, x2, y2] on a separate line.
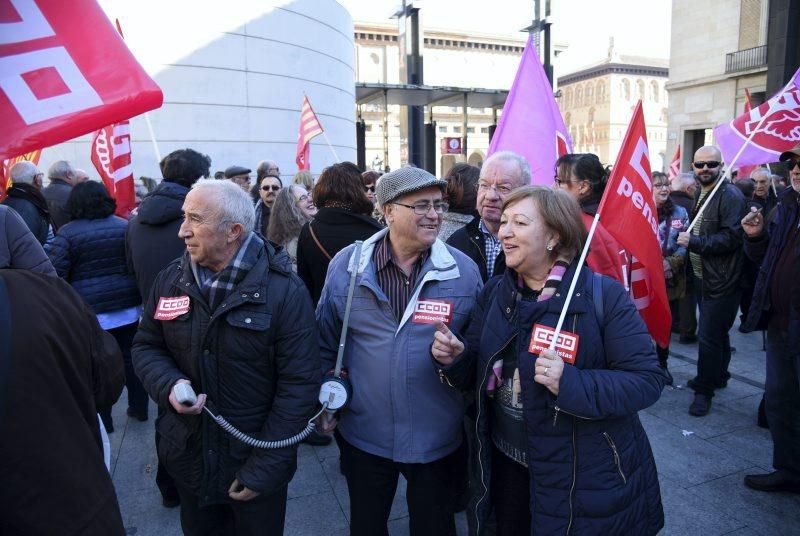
[49, 181, 143, 433]
[433, 186, 667, 535]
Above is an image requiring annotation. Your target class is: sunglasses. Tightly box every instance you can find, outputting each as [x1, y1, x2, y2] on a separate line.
[261, 185, 281, 192]
[364, 185, 376, 193]
[784, 159, 800, 171]
[693, 161, 721, 169]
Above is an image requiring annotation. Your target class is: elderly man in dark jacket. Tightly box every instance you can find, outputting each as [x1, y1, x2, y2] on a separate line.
[126, 148, 211, 507]
[2, 161, 50, 244]
[677, 145, 747, 416]
[133, 179, 320, 535]
[740, 146, 800, 494]
[0, 269, 125, 535]
[42, 160, 76, 232]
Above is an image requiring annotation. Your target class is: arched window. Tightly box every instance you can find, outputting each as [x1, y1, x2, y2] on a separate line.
[586, 84, 594, 102]
[576, 85, 583, 107]
[564, 87, 573, 108]
[621, 79, 631, 100]
[596, 81, 606, 103]
[636, 79, 645, 100]
[650, 81, 660, 102]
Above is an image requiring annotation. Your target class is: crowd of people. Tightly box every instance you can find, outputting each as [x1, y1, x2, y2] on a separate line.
[0, 141, 798, 536]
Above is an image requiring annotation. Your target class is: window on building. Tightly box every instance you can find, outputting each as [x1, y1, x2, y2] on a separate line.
[596, 81, 606, 103]
[576, 85, 583, 106]
[480, 127, 489, 134]
[467, 127, 475, 134]
[636, 79, 645, 100]
[453, 126, 462, 133]
[650, 81, 659, 102]
[621, 79, 631, 100]
[564, 87, 573, 108]
[438, 125, 447, 133]
[365, 124, 373, 132]
[564, 112, 571, 126]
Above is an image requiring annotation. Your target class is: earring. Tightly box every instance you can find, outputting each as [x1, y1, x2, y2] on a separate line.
[546, 244, 554, 251]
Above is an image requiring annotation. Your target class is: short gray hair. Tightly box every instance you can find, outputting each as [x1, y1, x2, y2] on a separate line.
[9, 161, 41, 184]
[48, 160, 75, 181]
[750, 168, 770, 181]
[482, 151, 531, 186]
[256, 159, 280, 180]
[191, 178, 255, 234]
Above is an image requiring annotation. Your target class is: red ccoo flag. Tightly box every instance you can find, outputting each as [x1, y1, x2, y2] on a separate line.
[667, 145, 681, 182]
[736, 89, 758, 181]
[91, 121, 135, 218]
[295, 95, 324, 171]
[596, 101, 671, 348]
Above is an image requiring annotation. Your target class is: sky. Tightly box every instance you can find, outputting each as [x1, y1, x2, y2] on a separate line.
[337, 0, 672, 75]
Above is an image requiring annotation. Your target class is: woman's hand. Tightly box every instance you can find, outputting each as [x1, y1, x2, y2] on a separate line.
[432, 321, 464, 365]
[534, 348, 564, 396]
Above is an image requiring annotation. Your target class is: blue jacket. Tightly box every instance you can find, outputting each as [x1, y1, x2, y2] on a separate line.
[742, 188, 800, 333]
[441, 263, 666, 535]
[316, 228, 483, 463]
[49, 215, 140, 314]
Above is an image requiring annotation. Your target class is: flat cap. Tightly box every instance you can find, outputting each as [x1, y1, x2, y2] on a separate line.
[224, 165, 251, 178]
[779, 144, 800, 162]
[375, 166, 446, 206]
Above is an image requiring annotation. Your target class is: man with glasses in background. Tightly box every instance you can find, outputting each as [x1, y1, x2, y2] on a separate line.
[447, 151, 531, 282]
[315, 167, 482, 535]
[255, 174, 282, 237]
[677, 145, 747, 416]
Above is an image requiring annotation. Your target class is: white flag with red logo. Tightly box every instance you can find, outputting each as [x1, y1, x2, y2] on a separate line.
[596, 101, 671, 348]
[91, 121, 135, 218]
[667, 145, 680, 181]
[295, 95, 324, 171]
[0, 0, 162, 160]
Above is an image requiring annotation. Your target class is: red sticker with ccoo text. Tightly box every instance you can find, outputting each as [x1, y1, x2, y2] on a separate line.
[155, 296, 191, 320]
[412, 300, 453, 325]
[528, 324, 580, 364]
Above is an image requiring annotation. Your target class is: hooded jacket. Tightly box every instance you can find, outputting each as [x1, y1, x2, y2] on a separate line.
[132, 239, 320, 505]
[126, 180, 190, 298]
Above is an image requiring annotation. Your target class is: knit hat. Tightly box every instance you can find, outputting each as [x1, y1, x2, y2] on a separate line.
[375, 166, 446, 206]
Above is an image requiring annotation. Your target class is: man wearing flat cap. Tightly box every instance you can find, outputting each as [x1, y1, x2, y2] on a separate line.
[315, 166, 483, 535]
[225, 165, 252, 193]
[740, 143, 800, 494]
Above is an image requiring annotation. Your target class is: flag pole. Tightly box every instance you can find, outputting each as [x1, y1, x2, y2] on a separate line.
[687, 76, 796, 232]
[321, 130, 341, 163]
[549, 213, 601, 349]
[144, 113, 162, 164]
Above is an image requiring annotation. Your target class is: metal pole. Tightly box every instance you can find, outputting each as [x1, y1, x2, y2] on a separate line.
[383, 89, 389, 171]
[462, 93, 468, 159]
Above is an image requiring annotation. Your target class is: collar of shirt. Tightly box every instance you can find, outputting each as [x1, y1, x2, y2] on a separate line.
[479, 219, 500, 244]
[373, 233, 430, 275]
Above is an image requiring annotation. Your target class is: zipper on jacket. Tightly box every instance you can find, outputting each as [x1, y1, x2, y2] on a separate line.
[567, 420, 577, 535]
[603, 432, 627, 484]
[474, 332, 517, 535]
[553, 405, 597, 427]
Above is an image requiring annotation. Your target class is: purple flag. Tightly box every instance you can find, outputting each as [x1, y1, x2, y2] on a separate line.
[488, 35, 572, 185]
[713, 67, 800, 166]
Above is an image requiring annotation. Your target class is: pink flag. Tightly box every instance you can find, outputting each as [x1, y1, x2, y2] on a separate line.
[488, 36, 572, 185]
[714, 67, 800, 166]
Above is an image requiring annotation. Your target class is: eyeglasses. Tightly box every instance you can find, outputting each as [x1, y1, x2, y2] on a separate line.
[477, 182, 514, 196]
[653, 183, 671, 189]
[392, 201, 449, 215]
[693, 161, 721, 169]
[261, 185, 281, 192]
[296, 194, 310, 203]
[364, 185, 376, 193]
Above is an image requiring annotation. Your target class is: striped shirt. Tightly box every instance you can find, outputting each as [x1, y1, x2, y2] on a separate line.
[480, 219, 502, 279]
[690, 189, 711, 279]
[373, 234, 430, 321]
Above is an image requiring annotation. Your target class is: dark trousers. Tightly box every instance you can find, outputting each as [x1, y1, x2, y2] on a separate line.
[679, 264, 697, 337]
[175, 483, 287, 536]
[491, 446, 531, 536]
[692, 277, 741, 397]
[99, 321, 148, 428]
[336, 432, 457, 536]
[765, 323, 800, 478]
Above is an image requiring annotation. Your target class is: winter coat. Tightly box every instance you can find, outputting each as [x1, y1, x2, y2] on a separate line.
[438, 211, 475, 242]
[41, 178, 72, 231]
[126, 180, 190, 298]
[688, 179, 747, 298]
[0, 205, 55, 276]
[742, 188, 800, 333]
[669, 190, 695, 217]
[0, 269, 125, 535]
[440, 263, 666, 535]
[2, 183, 50, 244]
[446, 216, 506, 283]
[297, 207, 383, 306]
[49, 215, 140, 314]
[658, 204, 689, 301]
[132, 240, 320, 505]
[316, 228, 482, 463]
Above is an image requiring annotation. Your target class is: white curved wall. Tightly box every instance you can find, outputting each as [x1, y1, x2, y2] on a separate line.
[44, 0, 355, 181]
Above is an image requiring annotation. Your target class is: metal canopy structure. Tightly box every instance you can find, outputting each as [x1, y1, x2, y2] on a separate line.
[356, 83, 509, 109]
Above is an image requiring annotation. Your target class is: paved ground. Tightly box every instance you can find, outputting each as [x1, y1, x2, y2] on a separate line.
[109, 321, 800, 535]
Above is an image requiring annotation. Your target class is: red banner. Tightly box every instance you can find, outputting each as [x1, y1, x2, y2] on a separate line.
[596, 101, 671, 348]
[91, 121, 135, 218]
[0, 0, 162, 160]
[667, 144, 680, 181]
[296, 95, 323, 171]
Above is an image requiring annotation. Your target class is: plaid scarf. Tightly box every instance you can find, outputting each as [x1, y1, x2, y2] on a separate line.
[190, 233, 263, 311]
[487, 255, 572, 395]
